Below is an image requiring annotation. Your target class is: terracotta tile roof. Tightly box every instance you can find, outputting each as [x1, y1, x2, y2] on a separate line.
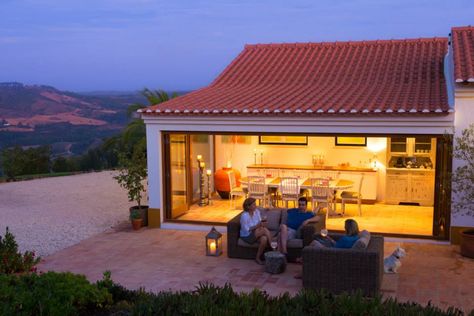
[142, 38, 450, 116]
[451, 26, 474, 83]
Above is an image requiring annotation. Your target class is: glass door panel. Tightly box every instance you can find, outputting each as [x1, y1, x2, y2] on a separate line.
[170, 134, 188, 218]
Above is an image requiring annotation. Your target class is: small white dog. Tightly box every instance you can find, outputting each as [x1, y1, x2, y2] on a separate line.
[384, 247, 406, 273]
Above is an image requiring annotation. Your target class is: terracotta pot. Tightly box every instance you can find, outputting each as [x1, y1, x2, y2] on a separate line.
[129, 205, 148, 227]
[214, 167, 241, 199]
[460, 229, 474, 258]
[132, 218, 143, 230]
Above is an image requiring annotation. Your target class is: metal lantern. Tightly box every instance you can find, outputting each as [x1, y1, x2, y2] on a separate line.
[205, 227, 223, 256]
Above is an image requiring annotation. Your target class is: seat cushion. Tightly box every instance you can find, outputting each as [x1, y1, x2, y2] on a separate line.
[260, 209, 282, 231]
[341, 191, 359, 198]
[237, 230, 279, 248]
[287, 238, 303, 248]
[352, 230, 371, 250]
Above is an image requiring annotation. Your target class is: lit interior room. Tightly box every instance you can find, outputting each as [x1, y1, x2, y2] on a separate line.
[165, 133, 436, 238]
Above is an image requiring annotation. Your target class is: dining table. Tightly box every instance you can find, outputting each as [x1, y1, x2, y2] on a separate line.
[240, 176, 353, 190]
[239, 176, 354, 215]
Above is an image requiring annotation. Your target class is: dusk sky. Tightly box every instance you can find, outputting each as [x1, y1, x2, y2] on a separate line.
[1, 0, 473, 92]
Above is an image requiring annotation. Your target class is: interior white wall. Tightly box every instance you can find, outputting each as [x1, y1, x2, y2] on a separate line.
[215, 135, 387, 201]
[453, 86, 474, 227]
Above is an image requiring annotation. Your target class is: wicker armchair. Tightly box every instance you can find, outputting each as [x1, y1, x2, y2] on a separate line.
[227, 208, 326, 262]
[302, 234, 384, 296]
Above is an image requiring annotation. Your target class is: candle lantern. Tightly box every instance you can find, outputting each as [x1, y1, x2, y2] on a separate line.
[205, 227, 223, 256]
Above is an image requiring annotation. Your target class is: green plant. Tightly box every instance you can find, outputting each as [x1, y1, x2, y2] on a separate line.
[452, 124, 474, 217]
[114, 149, 147, 212]
[129, 209, 141, 220]
[0, 271, 112, 315]
[0, 227, 41, 274]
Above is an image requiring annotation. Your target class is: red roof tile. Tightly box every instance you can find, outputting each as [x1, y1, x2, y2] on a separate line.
[451, 26, 474, 83]
[143, 38, 450, 116]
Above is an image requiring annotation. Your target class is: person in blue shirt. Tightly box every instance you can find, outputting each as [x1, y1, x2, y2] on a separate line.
[294, 219, 361, 279]
[327, 219, 360, 248]
[279, 197, 321, 255]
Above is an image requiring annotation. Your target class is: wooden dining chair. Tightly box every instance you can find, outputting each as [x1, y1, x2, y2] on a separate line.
[247, 176, 268, 207]
[228, 170, 246, 209]
[310, 178, 334, 216]
[340, 173, 364, 216]
[279, 177, 300, 208]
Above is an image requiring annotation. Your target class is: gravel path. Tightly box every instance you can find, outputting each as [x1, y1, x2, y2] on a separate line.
[0, 171, 135, 257]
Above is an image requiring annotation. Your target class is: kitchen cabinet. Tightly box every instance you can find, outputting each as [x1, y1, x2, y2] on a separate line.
[388, 137, 436, 156]
[385, 170, 434, 206]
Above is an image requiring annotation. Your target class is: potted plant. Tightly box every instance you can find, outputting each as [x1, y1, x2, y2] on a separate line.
[129, 209, 143, 230]
[452, 124, 474, 258]
[114, 149, 148, 227]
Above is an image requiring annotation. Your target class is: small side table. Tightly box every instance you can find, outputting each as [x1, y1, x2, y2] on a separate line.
[264, 251, 287, 274]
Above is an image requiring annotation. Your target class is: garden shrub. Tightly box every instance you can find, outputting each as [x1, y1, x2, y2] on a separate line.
[0, 227, 40, 274]
[0, 272, 112, 316]
[0, 271, 469, 315]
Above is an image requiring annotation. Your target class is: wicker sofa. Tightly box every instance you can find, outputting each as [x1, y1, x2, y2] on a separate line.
[302, 233, 384, 296]
[227, 207, 326, 262]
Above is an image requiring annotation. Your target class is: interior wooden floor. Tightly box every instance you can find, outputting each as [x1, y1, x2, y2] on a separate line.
[174, 196, 434, 236]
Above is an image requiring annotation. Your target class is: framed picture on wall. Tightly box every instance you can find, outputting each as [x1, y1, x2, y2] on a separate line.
[335, 137, 367, 147]
[259, 135, 308, 145]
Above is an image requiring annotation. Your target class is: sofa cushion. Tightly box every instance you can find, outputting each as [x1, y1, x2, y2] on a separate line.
[287, 238, 303, 248]
[237, 230, 279, 248]
[280, 209, 288, 225]
[261, 209, 282, 231]
[352, 230, 371, 250]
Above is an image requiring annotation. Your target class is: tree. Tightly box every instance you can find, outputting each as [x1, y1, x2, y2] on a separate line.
[452, 124, 474, 217]
[114, 149, 147, 211]
[1, 146, 24, 180]
[0, 145, 51, 179]
[122, 88, 178, 156]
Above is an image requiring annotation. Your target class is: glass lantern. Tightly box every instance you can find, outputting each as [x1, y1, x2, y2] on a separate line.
[205, 226, 223, 256]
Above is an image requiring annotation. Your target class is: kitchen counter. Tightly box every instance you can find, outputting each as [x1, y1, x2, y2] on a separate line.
[247, 164, 377, 172]
[386, 167, 435, 172]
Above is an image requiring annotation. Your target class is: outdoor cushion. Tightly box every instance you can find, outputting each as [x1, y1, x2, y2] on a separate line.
[237, 231, 279, 248]
[261, 209, 282, 231]
[280, 209, 288, 225]
[352, 230, 371, 250]
[341, 191, 359, 198]
[287, 238, 303, 248]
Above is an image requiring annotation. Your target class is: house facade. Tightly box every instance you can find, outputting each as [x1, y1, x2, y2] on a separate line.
[140, 26, 474, 242]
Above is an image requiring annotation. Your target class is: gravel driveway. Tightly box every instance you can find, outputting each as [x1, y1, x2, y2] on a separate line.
[0, 171, 135, 257]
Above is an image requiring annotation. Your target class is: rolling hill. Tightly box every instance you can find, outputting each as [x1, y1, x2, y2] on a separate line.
[0, 82, 146, 155]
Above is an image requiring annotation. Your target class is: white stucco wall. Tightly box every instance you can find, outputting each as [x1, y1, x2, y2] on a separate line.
[452, 85, 474, 227]
[143, 114, 454, 225]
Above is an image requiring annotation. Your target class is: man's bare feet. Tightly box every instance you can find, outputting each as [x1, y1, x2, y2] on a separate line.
[294, 271, 302, 279]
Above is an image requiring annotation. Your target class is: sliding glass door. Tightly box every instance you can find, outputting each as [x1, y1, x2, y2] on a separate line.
[169, 134, 188, 218]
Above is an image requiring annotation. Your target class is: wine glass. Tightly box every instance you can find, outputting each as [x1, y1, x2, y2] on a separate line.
[320, 228, 328, 238]
[270, 241, 278, 251]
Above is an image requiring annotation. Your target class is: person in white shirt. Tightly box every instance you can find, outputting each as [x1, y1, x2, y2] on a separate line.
[240, 197, 272, 265]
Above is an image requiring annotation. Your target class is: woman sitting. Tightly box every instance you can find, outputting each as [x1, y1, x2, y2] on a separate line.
[319, 218, 360, 248]
[240, 197, 272, 265]
[295, 219, 360, 278]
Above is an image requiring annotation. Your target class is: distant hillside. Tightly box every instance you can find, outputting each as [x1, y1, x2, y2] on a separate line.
[0, 82, 146, 155]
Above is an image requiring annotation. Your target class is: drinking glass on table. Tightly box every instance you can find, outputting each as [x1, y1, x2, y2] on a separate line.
[270, 241, 278, 251]
[261, 216, 267, 226]
[320, 228, 328, 238]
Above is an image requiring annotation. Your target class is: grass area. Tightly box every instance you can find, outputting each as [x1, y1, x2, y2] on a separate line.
[0, 171, 83, 183]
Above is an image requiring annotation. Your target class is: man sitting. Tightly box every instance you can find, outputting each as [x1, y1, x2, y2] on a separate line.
[279, 197, 321, 255]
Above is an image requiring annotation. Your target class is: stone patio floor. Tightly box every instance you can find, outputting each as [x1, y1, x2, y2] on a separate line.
[38, 225, 474, 314]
